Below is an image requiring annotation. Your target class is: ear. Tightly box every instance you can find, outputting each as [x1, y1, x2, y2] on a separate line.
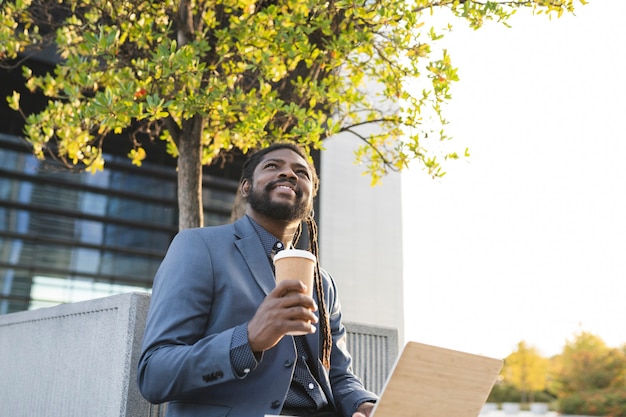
[240, 179, 250, 197]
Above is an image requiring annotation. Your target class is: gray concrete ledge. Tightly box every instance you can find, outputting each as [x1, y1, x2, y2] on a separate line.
[0, 292, 152, 417]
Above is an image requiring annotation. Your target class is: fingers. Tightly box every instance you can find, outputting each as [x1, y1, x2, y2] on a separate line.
[353, 402, 375, 417]
[273, 280, 316, 307]
[247, 281, 319, 352]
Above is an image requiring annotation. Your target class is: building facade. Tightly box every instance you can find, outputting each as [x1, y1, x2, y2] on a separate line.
[0, 132, 238, 314]
[319, 134, 404, 344]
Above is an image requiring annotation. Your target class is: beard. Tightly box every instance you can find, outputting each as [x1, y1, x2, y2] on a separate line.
[247, 181, 312, 222]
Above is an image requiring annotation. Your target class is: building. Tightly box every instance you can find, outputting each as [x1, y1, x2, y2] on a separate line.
[0, 134, 239, 314]
[319, 134, 404, 343]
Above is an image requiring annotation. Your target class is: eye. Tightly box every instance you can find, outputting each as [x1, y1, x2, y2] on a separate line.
[264, 162, 278, 169]
[297, 169, 310, 178]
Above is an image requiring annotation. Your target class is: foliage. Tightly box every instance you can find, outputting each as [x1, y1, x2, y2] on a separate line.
[550, 331, 626, 395]
[487, 333, 626, 416]
[550, 331, 626, 416]
[1, 0, 587, 227]
[502, 340, 550, 403]
[487, 382, 555, 408]
[487, 382, 522, 403]
[559, 389, 626, 417]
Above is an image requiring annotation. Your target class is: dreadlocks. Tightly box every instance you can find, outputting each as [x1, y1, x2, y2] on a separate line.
[292, 215, 332, 370]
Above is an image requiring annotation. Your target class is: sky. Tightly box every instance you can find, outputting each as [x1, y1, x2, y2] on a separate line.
[402, 0, 626, 360]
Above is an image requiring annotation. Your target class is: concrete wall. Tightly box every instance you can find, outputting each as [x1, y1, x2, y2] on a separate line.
[0, 292, 153, 417]
[0, 293, 397, 416]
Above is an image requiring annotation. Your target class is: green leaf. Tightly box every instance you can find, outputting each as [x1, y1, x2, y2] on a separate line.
[7, 91, 20, 111]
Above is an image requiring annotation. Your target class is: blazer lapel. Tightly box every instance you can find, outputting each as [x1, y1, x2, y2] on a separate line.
[233, 216, 276, 296]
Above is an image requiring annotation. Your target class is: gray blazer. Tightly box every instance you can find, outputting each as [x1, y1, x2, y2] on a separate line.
[137, 216, 377, 417]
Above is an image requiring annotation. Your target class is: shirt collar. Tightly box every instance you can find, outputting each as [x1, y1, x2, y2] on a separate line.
[246, 215, 286, 257]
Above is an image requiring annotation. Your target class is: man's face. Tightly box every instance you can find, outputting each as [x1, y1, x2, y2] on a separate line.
[243, 148, 314, 222]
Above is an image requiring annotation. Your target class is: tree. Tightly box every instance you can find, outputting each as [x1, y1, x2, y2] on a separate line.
[551, 331, 626, 396]
[550, 331, 626, 416]
[502, 340, 549, 403]
[1, 0, 586, 229]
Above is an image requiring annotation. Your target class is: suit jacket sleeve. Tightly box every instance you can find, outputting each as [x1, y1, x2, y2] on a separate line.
[137, 228, 238, 402]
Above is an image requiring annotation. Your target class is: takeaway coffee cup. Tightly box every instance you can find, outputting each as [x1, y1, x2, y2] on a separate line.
[273, 249, 317, 335]
[273, 249, 316, 297]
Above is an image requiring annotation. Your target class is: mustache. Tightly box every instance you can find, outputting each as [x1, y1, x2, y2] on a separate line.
[265, 179, 301, 197]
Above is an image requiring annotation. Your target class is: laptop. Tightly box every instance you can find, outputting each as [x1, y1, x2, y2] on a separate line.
[370, 341, 503, 417]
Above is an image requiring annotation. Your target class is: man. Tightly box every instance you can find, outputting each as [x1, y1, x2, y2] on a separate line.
[138, 143, 378, 417]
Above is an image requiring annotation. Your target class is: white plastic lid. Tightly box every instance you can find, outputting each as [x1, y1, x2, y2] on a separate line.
[273, 249, 316, 263]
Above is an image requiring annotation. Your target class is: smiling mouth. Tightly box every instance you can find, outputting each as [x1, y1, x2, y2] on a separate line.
[274, 185, 296, 194]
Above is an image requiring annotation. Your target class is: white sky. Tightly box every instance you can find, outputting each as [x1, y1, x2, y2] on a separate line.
[402, 0, 626, 359]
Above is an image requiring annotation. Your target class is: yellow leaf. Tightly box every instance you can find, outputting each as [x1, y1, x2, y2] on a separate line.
[128, 147, 146, 166]
[86, 157, 105, 174]
[8, 91, 20, 111]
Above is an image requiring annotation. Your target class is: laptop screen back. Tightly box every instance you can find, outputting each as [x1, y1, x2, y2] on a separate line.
[371, 341, 503, 417]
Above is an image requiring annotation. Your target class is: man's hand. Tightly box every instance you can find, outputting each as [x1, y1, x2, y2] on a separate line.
[247, 279, 318, 353]
[353, 401, 375, 417]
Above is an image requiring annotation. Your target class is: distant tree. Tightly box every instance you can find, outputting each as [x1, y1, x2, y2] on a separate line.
[502, 341, 549, 403]
[551, 331, 625, 395]
[1, 0, 586, 229]
[550, 331, 626, 416]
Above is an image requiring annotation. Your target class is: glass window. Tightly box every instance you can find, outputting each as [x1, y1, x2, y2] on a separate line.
[0, 134, 238, 314]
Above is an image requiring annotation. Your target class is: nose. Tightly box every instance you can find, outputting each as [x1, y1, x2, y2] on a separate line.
[278, 166, 297, 181]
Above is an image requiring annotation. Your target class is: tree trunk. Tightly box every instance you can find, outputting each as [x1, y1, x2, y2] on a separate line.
[177, 115, 205, 230]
